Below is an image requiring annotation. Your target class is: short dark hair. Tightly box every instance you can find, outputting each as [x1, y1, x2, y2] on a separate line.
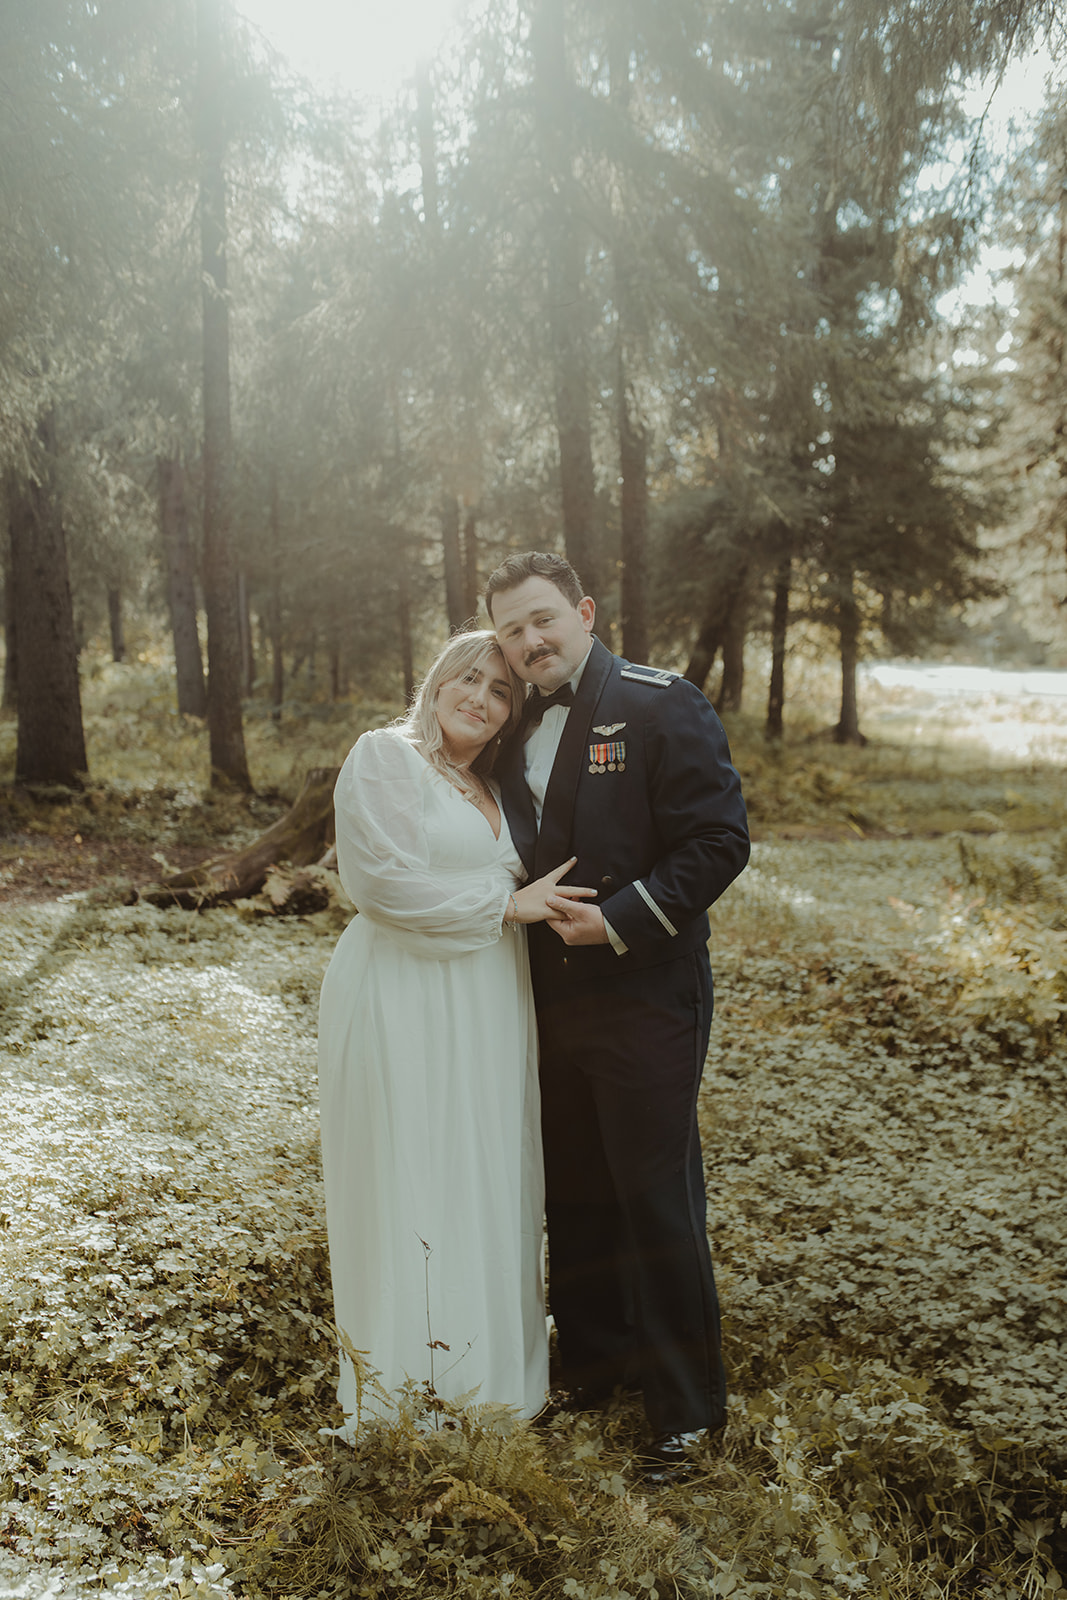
[484, 551, 586, 619]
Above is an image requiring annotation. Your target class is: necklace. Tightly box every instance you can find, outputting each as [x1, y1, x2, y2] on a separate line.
[436, 754, 501, 837]
[466, 774, 496, 811]
[441, 756, 493, 806]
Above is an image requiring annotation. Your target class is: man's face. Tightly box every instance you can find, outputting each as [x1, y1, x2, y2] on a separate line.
[491, 575, 595, 693]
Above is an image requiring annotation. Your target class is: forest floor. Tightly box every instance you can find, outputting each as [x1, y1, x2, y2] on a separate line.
[0, 659, 1065, 1600]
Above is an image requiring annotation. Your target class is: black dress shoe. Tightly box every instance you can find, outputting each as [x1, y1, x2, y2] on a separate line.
[636, 1429, 708, 1485]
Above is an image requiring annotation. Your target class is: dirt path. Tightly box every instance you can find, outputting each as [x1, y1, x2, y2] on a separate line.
[0, 836, 210, 906]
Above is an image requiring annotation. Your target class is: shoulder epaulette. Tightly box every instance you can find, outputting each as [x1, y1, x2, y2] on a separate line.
[620, 663, 679, 687]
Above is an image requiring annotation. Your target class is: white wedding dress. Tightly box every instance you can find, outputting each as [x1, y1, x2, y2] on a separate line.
[318, 727, 548, 1431]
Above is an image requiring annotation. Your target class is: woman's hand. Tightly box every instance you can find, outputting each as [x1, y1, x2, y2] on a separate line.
[509, 858, 596, 924]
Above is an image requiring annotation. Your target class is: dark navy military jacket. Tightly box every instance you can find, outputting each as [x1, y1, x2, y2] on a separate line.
[497, 637, 750, 987]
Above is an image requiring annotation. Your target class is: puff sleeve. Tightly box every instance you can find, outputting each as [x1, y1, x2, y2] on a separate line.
[332, 728, 514, 960]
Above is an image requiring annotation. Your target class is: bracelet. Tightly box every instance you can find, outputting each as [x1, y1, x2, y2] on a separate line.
[504, 893, 519, 930]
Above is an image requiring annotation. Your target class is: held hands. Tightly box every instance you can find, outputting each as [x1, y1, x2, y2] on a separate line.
[509, 858, 596, 925]
[545, 897, 609, 945]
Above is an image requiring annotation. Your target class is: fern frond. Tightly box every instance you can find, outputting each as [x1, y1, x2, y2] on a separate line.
[423, 1472, 539, 1549]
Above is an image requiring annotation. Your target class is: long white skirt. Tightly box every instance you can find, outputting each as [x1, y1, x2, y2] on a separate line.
[318, 912, 548, 1432]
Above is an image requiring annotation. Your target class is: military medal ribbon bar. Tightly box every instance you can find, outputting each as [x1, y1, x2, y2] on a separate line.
[588, 740, 626, 773]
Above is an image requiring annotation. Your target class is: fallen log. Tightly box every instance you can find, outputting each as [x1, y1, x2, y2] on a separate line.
[140, 765, 340, 909]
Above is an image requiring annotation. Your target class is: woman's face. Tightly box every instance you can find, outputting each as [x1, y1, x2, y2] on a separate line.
[435, 653, 514, 763]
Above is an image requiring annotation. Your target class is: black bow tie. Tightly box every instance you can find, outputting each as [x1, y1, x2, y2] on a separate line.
[522, 683, 574, 726]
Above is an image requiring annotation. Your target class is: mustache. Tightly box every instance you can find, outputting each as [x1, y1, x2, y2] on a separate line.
[524, 646, 557, 667]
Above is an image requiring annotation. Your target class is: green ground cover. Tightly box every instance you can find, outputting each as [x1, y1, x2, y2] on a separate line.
[1, 652, 1065, 849]
[0, 661, 1064, 1598]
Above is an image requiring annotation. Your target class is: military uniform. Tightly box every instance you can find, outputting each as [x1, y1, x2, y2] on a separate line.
[497, 635, 749, 1435]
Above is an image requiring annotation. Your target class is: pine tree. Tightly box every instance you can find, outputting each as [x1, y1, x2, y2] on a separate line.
[196, 0, 252, 789]
[0, 0, 181, 784]
[996, 82, 1067, 655]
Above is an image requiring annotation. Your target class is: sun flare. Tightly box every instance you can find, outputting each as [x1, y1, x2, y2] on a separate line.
[238, 0, 463, 100]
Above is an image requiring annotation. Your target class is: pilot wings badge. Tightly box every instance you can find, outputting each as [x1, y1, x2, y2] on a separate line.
[592, 722, 626, 736]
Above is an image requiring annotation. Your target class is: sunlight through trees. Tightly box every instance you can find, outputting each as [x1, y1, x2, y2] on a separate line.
[1, 1, 1064, 761]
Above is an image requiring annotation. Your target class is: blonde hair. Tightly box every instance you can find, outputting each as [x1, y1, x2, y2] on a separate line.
[399, 631, 525, 798]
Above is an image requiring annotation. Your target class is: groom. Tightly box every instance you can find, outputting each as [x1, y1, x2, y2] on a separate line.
[486, 551, 749, 1480]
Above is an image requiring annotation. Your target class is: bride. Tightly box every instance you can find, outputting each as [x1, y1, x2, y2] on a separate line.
[318, 629, 591, 1432]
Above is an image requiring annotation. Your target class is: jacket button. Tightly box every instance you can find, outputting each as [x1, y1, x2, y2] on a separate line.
[601, 875, 617, 890]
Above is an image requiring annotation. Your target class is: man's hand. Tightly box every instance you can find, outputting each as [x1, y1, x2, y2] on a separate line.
[545, 898, 609, 945]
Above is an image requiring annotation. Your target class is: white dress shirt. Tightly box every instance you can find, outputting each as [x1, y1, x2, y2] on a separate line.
[523, 647, 626, 955]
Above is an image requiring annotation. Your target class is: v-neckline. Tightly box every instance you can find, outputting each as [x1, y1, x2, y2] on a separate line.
[413, 744, 504, 842]
[466, 780, 502, 842]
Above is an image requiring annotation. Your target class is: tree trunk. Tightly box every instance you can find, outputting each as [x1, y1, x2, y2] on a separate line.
[237, 569, 254, 696]
[290, 632, 318, 692]
[2, 530, 17, 714]
[765, 554, 791, 740]
[610, 29, 647, 664]
[551, 255, 599, 596]
[197, 0, 251, 790]
[329, 643, 345, 701]
[142, 765, 339, 908]
[268, 469, 284, 724]
[462, 507, 479, 622]
[717, 600, 746, 713]
[532, 0, 599, 597]
[268, 583, 284, 722]
[441, 494, 467, 630]
[834, 570, 866, 745]
[417, 57, 468, 637]
[8, 414, 88, 786]
[107, 587, 126, 663]
[617, 350, 649, 664]
[684, 560, 749, 695]
[158, 454, 207, 717]
[683, 602, 725, 693]
[397, 544, 415, 702]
